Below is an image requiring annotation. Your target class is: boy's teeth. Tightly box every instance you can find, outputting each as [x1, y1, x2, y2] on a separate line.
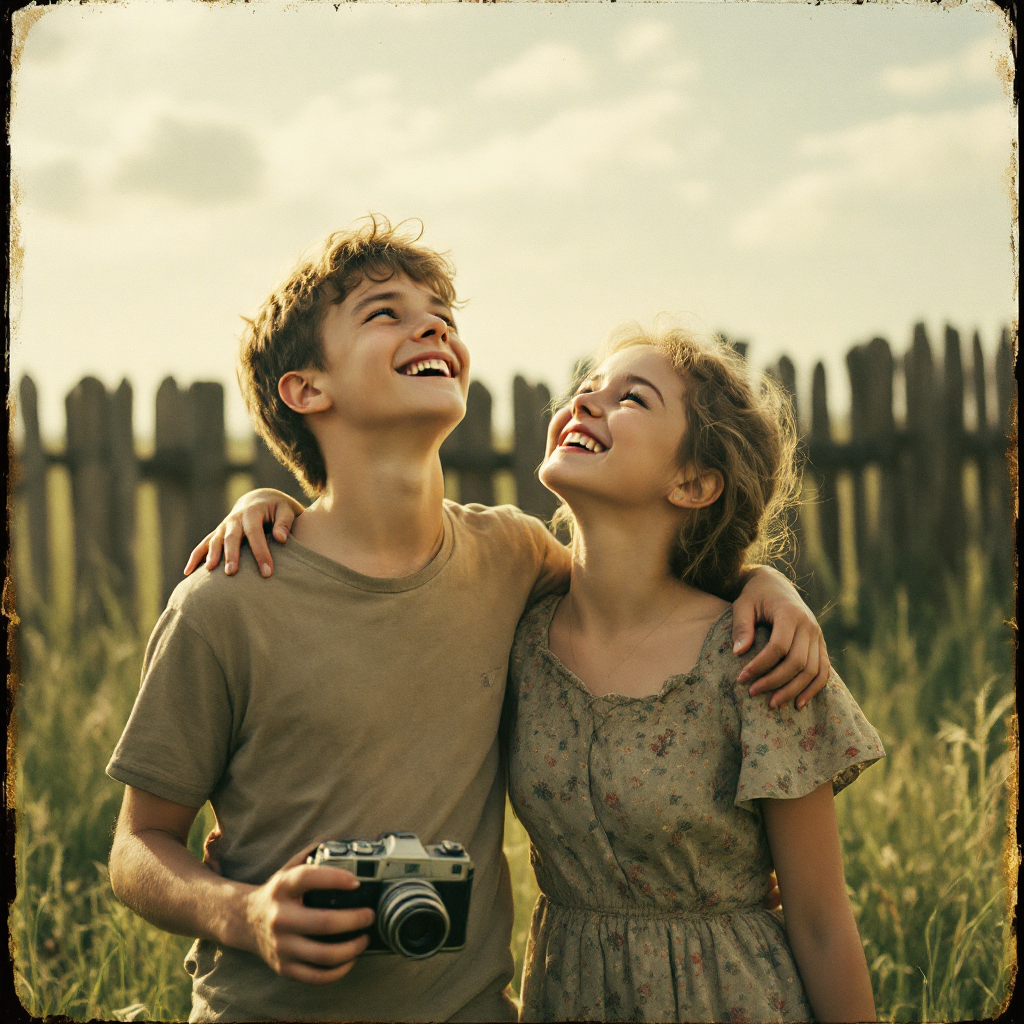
[403, 359, 451, 377]
[564, 431, 605, 453]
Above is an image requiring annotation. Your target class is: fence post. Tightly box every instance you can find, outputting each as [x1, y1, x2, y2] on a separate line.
[155, 378, 192, 606]
[441, 381, 496, 506]
[188, 382, 228, 543]
[846, 344, 870, 595]
[810, 363, 841, 595]
[109, 380, 138, 617]
[972, 333, 991, 541]
[252, 434, 308, 504]
[769, 357, 809, 591]
[938, 327, 967, 577]
[991, 329, 1016, 589]
[17, 376, 51, 606]
[867, 338, 899, 594]
[66, 377, 114, 625]
[513, 376, 558, 521]
[903, 324, 942, 605]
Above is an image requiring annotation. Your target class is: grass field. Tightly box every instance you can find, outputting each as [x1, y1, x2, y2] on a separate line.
[9, 536, 1016, 1021]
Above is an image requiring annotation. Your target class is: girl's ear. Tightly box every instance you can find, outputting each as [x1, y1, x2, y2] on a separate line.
[669, 465, 724, 509]
[278, 371, 332, 415]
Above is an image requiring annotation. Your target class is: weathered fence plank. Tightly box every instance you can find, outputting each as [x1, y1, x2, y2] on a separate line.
[109, 380, 138, 617]
[66, 377, 115, 624]
[155, 377, 193, 607]
[903, 324, 942, 604]
[252, 434, 307, 503]
[938, 327, 967, 577]
[441, 381, 496, 506]
[810, 362, 841, 585]
[17, 376, 51, 605]
[513, 376, 558, 521]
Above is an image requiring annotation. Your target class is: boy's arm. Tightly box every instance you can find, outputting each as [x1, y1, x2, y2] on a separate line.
[731, 566, 830, 709]
[761, 784, 876, 1023]
[109, 786, 374, 984]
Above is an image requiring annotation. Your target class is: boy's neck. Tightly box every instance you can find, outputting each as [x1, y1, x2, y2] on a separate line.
[291, 429, 447, 578]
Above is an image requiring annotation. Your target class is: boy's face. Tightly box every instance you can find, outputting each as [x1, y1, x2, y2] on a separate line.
[313, 271, 470, 434]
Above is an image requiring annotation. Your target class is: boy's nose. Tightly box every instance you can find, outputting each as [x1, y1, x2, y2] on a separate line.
[414, 313, 449, 342]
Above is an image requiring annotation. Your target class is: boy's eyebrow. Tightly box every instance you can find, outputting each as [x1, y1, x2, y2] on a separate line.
[350, 288, 453, 318]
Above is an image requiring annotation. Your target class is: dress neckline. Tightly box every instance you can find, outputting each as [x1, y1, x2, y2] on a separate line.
[535, 594, 733, 705]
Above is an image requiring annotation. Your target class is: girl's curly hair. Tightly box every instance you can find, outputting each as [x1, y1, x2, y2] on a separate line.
[552, 320, 802, 600]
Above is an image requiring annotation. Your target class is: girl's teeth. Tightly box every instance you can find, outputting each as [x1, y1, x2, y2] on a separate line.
[563, 431, 605, 453]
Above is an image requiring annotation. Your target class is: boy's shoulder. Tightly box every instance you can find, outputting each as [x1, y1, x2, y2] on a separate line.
[164, 547, 283, 629]
[445, 499, 552, 546]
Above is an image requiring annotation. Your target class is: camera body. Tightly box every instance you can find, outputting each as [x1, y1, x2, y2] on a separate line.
[303, 832, 473, 959]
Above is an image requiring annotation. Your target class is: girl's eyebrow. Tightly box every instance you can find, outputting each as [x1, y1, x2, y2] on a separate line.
[624, 374, 665, 405]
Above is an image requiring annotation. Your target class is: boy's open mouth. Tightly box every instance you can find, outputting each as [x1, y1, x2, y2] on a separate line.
[397, 356, 456, 379]
[560, 430, 607, 454]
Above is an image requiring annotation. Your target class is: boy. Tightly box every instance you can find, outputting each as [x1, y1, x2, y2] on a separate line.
[107, 216, 830, 1022]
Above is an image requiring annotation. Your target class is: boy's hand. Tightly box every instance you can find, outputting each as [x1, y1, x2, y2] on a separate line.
[243, 848, 375, 985]
[763, 870, 781, 912]
[184, 489, 305, 579]
[732, 566, 829, 710]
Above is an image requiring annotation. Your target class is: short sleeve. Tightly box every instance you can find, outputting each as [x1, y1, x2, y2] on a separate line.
[520, 514, 571, 606]
[106, 605, 234, 807]
[732, 664, 885, 813]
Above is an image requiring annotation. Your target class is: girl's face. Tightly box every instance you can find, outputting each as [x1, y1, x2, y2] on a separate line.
[540, 344, 692, 512]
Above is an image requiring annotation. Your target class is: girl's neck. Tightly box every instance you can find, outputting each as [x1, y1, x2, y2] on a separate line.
[566, 503, 698, 635]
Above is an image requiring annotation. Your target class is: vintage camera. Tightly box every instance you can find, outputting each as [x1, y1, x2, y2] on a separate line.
[303, 832, 473, 959]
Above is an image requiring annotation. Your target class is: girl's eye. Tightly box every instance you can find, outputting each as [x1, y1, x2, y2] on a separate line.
[623, 390, 648, 407]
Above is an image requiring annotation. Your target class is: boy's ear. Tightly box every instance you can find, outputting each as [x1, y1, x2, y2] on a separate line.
[278, 371, 332, 416]
[669, 465, 724, 510]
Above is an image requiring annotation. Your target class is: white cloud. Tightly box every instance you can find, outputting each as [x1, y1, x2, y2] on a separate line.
[476, 42, 591, 100]
[734, 102, 1013, 249]
[383, 90, 684, 199]
[881, 37, 1001, 97]
[617, 22, 673, 63]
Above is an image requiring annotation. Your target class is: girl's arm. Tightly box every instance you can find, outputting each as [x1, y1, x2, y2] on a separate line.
[761, 783, 876, 1024]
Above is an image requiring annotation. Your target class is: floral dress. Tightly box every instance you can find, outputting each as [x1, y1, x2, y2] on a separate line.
[507, 596, 885, 1023]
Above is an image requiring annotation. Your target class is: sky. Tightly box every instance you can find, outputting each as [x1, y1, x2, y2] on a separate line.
[9, 0, 1017, 442]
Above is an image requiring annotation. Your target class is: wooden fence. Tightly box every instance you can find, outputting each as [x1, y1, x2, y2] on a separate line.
[12, 322, 1016, 627]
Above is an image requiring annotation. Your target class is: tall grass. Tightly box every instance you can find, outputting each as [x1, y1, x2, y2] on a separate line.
[9, 564, 1015, 1021]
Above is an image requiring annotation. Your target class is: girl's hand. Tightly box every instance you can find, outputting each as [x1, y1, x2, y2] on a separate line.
[184, 489, 306, 579]
[731, 566, 830, 710]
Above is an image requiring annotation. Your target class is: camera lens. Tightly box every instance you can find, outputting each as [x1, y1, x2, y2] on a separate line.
[377, 881, 450, 959]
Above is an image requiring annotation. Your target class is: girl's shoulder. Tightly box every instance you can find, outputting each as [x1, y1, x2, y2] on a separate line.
[693, 607, 772, 687]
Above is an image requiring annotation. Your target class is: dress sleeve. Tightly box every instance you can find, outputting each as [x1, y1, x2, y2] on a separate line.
[730, 654, 885, 813]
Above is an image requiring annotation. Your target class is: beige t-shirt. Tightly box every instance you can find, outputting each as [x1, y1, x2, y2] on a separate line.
[107, 502, 568, 1023]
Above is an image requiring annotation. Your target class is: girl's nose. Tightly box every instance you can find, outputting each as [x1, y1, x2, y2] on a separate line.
[571, 389, 605, 420]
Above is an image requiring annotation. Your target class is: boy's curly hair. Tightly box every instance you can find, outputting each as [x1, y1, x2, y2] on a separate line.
[553, 320, 801, 599]
[238, 214, 459, 496]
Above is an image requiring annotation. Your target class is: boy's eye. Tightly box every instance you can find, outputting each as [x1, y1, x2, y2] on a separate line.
[623, 390, 648, 407]
[366, 307, 398, 321]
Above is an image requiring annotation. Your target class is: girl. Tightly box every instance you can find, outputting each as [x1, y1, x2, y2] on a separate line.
[505, 323, 881, 1022]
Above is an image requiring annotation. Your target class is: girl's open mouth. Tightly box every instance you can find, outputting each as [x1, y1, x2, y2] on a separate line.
[560, 431, 606, 454]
